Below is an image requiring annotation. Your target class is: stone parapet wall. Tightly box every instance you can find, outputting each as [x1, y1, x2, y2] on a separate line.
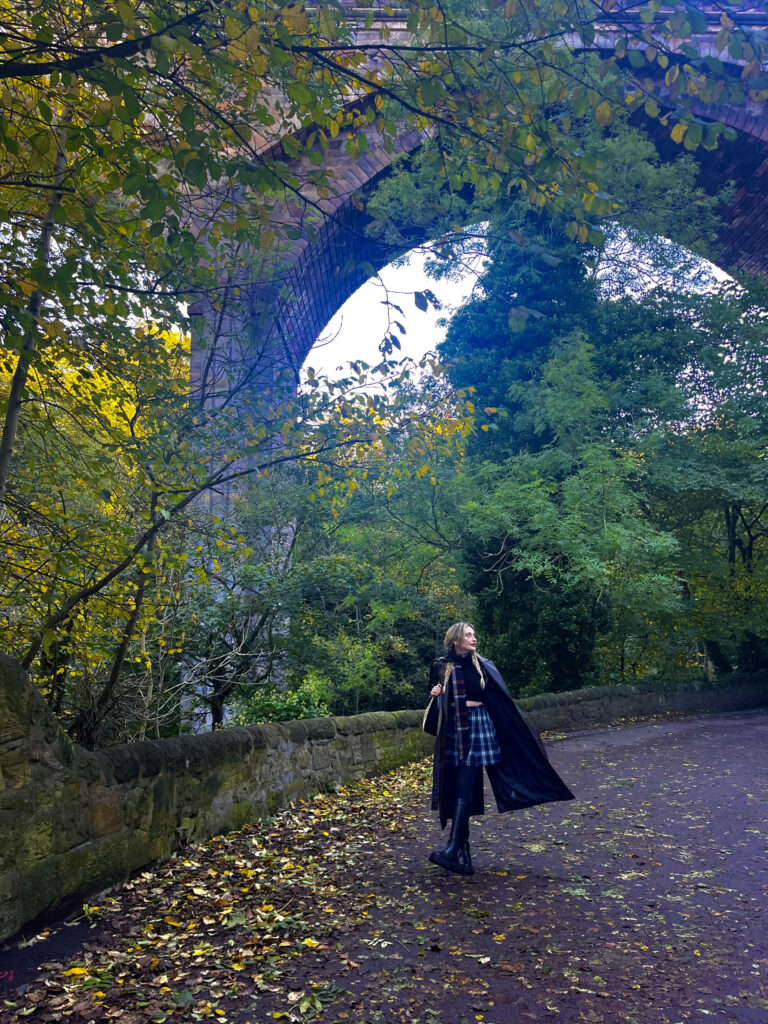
[518, 673, 768, 732]
[0, 654, 432, 943]
[1, 652, 766, 942]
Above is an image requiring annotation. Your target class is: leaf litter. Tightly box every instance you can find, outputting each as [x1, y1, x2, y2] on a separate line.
[2, 710, 767, 1024]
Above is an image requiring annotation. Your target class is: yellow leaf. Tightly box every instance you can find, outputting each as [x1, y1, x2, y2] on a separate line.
[670, 122, 688, 144]
[282, 5, 308, 33]
[302, 937, 320, 947]
[595, 101, 612, 127]
[243, 22, 260, 51]
[227, 38, 247, 63]
[63, 967, 88, 976]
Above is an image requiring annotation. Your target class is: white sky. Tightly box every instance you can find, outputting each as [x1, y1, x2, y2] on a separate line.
[305, 252, 479, 377]
[305, 240, 732, 380]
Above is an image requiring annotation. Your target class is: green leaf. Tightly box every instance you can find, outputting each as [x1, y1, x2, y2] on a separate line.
[685, 6, 707, 35]
[421, 77, 445, 106]
[184, 159, 207, 186]
[682, 121, 703, 150]
[287, 82, 313, 107]
[122, 175, 144, 196]
[179, 105, 196, 132]
[121, 85, 141, 121]
[644, 98, 659, 118]
[41, 629, 58, 655]
[140, 195, 168, 220]
[116, 1, 135, 26]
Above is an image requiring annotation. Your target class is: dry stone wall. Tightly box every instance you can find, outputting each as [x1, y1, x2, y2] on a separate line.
[1, 651, 766, 942]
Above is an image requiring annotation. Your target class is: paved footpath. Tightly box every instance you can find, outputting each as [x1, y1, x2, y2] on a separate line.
[328, 708, 768, 1024]
[2, 709, 767, 1024]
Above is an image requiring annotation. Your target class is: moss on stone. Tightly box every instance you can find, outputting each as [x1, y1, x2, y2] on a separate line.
[301, 718, 337, 741]
[282, 720, 309, 743]
[2, 645, 768, 944]
[230, 802, 254, 828]
[392, 710, 422, 729]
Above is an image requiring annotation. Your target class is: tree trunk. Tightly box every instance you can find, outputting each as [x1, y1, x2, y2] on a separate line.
[209, 669, 235, 730]
[40, 616, 75, 715]
[70, 570, 148, 748]
[704, 639, 733, 676]
[0, 111, 71, 501]
[724, 504, 738, 572]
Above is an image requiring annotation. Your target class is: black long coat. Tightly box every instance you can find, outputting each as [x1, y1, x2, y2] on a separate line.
[430, 655, 574, 828]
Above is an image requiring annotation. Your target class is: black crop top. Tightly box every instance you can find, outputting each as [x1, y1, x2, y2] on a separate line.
[452, 652, 485, 701]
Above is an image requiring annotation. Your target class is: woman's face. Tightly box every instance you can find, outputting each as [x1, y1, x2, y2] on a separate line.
[455, 626, 477, 655]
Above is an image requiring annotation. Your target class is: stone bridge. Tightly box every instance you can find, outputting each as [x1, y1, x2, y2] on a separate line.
[192, 2, 768, 382]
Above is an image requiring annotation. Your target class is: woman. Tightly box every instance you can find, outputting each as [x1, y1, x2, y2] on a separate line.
[428, 622, 574, 875]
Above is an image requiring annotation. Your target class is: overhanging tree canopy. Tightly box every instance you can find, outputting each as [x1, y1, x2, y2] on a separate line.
[2, 0, 767, 736]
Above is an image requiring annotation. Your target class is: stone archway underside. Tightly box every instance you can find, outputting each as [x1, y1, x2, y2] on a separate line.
[194, 8, 768, 378]
[259, 105, 768, 377]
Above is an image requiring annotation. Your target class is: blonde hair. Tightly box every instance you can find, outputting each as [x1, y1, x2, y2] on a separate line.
[443, 621, 472, 652]
[442, 622, 485, 688]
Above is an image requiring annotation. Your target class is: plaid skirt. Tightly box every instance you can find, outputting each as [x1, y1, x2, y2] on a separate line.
[446, 704, 502, 767]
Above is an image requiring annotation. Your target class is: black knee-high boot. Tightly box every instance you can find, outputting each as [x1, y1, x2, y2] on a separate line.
[430, 766, 478, 875]
[429, 798, 473, 874]
[455, 765, 477, 874]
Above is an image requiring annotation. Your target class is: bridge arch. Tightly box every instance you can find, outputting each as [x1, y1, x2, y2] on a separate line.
[248, 115, 768, 376]
[192, 6, 768, 381]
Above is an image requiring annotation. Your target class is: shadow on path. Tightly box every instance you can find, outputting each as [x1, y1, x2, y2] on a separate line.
[2, 709, 766, 1024]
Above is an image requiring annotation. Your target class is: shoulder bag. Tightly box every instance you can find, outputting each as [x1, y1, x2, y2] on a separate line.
[422, 694, 442, 736]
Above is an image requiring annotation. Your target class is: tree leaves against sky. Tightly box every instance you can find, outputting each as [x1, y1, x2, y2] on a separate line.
[2, 0, 768, 733]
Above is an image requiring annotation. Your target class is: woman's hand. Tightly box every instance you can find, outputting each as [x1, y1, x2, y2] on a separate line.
[430, 684, 443, 697]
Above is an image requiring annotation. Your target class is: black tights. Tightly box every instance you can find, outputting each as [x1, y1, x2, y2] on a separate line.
[454, 764, 481, 803]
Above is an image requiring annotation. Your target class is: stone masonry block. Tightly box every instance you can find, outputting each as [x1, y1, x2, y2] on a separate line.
[93, 800, 125, 837]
